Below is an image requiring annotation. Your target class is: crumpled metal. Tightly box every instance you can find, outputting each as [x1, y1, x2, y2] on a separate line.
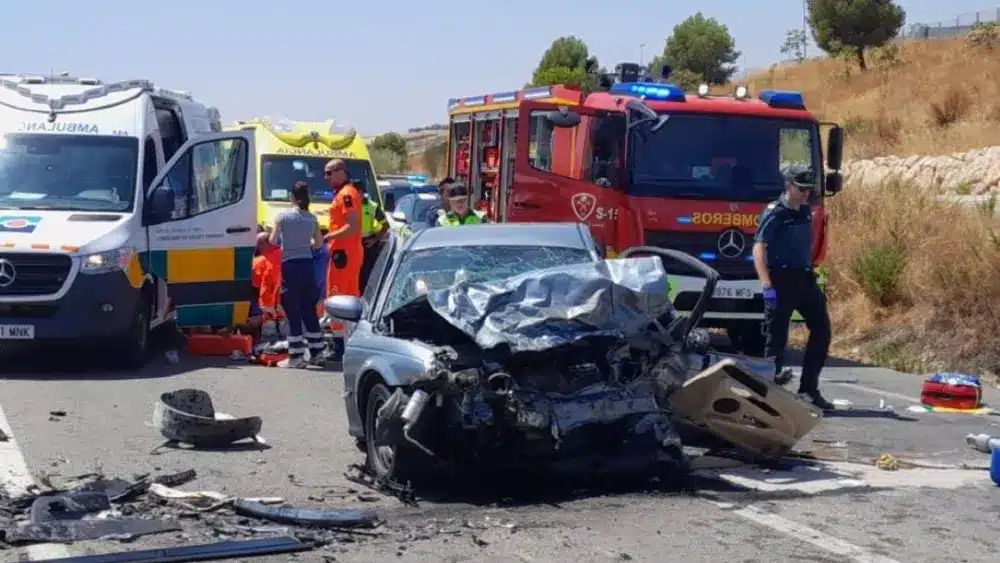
[422, 257, 674, 353]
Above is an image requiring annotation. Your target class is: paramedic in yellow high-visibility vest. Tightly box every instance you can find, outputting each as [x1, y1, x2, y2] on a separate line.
[359, 192, 388, 292]
[437, 183, 487, 226]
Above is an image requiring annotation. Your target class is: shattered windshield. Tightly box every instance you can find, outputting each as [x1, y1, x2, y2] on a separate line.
[384, 245, 592, 313]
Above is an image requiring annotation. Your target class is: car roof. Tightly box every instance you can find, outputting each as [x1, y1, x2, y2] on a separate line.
[405, 222, 593, 251]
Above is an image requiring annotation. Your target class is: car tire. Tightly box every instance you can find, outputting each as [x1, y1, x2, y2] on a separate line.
[363, 382, 426, 484]
[116, 293, 151, 370]
[727, 322, 766, 357]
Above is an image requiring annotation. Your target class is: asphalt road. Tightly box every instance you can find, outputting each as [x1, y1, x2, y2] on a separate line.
[2, 347, 1000, 563]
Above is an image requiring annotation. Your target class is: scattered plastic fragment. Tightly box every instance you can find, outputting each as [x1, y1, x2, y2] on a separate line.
[875, 453, 899, 471]
[965, 433, 1000, 453]
[151, 389, 263, 450]
[28, 536, 312, 563]
[232, 499, 379, 529]
[4, 518, 180, 544]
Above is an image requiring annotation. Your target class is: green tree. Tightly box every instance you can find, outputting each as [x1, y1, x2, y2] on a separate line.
[530, 36, 599, 88]
[780, 28, 808, 62]
[370, 148, 404, 175]
[422, 142, 447, 179]
[652, 13, 740, 85]
[370, 132, 408, 160]
[807, 0, 905, 71]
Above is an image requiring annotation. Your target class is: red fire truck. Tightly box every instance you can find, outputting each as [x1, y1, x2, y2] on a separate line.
[444, 64, 844, 354]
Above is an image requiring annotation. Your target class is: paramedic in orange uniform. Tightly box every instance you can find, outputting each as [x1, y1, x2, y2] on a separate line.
[323, 159, 363, 299]
[252, 232, 282, 317]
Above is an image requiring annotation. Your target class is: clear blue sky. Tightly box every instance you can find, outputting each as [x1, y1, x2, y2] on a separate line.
[1, 1, 991, 135]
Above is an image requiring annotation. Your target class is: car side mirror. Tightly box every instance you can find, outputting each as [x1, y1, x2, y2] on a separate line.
[146, 185, 175, 224]
[827, 126, 844, 170]
[825, 171, 843, 196]
[390, 210, 408, 223]
[324, 295, 363, 322]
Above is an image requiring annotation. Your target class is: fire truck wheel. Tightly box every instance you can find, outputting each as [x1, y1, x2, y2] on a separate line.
[727, 322, 766, 358]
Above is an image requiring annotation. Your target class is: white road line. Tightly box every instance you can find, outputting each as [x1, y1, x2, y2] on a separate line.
[0, 402, 72, 561]
[709, 501, 903, 563]
[829, 381, 921, 405]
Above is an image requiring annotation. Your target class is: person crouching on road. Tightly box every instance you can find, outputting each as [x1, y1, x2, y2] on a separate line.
[268, 181, 327, 368]
[424, 177, 454, 227]
[752, 169, 834, 411]
[437, 183, 487, 226]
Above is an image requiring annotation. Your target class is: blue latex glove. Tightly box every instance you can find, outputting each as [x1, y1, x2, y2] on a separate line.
[762, 286, 778, 308]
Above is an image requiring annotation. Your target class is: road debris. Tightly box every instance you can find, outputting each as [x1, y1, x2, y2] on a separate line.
[232, 499, 380, 529]
[875, 453, 900, 471]
[151, 388, 265, 452]
[27, 536, 313, 563]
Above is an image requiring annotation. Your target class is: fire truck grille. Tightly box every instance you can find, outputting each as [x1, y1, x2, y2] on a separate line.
[0, 253, 72, 296]
[642, 230, 757, 279]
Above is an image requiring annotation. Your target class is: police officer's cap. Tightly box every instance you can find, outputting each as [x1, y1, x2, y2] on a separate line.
[784, 168, 816, 189]
[445, 184, 469, 198]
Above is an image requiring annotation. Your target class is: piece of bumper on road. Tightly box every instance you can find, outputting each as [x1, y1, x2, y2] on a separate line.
[153, 389, 263, 448]
[0, 270, 139, 341]
[670, 358, 823, 458]
[232, 499, 380, 529]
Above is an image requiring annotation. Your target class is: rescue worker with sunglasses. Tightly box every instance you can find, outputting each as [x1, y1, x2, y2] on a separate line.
[436, 183, 488, 226]
[752, 168, 834, 411]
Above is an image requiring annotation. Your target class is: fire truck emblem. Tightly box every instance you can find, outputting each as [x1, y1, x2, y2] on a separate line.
[729, 202, 739, 211]
[571, 193, 597, 221]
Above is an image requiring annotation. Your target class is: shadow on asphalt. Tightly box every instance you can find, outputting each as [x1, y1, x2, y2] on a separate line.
[405, 468, 750, 509]
[1, 328, 245, 380]
[824, 409, 919, 421]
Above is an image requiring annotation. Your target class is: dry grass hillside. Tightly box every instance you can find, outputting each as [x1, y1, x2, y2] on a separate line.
[746, 33, 1000, 160]
[405, 33, 1000, 376]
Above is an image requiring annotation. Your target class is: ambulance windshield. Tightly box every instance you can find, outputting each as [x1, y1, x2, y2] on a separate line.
[628, 115, 820, 202]
[0, 134, 139, 212]
[261, 155, 379, 204]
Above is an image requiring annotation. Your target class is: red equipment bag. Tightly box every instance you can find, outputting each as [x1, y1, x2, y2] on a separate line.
[920, 372, 982, 410]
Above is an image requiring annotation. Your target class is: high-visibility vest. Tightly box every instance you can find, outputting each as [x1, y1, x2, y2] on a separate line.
[437, 209, 486, 227]
[361, 196, 385, 236]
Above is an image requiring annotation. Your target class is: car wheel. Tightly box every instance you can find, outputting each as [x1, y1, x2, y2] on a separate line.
[727, 322, 766, 357]
[115, 293, 151, 370]
[363, 382, 424, 484]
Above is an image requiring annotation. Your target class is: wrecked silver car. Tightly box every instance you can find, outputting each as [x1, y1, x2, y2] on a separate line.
[325, 224, 822, 483]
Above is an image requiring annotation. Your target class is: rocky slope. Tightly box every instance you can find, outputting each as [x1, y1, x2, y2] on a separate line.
[842, 146, 1000, 194]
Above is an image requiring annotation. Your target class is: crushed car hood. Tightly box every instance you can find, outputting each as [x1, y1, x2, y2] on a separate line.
[421, 257, 673, 353]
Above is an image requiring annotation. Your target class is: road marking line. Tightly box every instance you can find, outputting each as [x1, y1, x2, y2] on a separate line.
[709, 501, 903, 563]
[829, 381, 921, 405]
[0, 402, 72, 561]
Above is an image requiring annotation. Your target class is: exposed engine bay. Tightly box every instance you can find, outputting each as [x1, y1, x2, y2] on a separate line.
[372, 257, 822, 477]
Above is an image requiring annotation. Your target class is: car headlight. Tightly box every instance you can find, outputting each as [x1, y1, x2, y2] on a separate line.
[80, 246, 135, 275]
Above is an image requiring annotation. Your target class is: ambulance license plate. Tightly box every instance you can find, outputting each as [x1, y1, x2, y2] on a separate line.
[0, 325, 34, 339]
[712, 286, 755, 300]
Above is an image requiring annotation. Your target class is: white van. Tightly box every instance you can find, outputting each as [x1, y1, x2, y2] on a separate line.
[0, 74, 258, 367]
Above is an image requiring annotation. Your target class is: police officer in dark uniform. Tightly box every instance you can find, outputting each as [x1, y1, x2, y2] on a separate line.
[752, 169, 834, 411]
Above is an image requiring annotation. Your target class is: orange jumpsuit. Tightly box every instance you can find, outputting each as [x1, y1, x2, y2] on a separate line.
[252, 247, 282, 318]
[325, 183, 364, 299]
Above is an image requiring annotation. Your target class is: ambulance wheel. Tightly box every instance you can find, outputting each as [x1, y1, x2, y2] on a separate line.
[727, 322, 766, 357]
[117, 294, 151, 369]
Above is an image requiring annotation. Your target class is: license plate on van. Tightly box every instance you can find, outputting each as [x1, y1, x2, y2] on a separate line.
[0, 325, 34, 339]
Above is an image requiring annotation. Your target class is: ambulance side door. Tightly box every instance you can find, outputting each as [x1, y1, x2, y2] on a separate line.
[511, 101, 622, 252]
[142, 131, 257, 328]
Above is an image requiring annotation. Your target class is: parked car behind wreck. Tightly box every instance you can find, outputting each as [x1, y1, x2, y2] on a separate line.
[324, 223, 823, 485]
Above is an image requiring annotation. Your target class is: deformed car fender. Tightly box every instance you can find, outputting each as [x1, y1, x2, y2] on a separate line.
[347, 340, 442, 438]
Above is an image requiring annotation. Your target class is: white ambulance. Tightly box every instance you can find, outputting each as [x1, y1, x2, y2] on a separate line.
[0, 73, 258, 367]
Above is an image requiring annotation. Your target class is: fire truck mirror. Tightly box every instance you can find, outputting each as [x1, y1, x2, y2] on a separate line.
[545, 110, 581, 129]
[827, 126, 844, 170]
[825, 172, 843, 196]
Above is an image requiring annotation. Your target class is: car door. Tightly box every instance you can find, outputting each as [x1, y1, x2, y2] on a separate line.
[144, 131, 257, 328]
[510, 101, 624, 254]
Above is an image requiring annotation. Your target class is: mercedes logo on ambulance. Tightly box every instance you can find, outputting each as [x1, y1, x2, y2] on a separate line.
[0, 258, 16, 288]
[717, 229, 746, 259]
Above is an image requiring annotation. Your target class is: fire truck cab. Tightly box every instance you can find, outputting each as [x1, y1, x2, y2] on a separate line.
[445, 64, 844, 355]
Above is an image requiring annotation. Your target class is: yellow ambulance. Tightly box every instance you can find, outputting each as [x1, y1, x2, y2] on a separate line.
[230, 118, 382, 231]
